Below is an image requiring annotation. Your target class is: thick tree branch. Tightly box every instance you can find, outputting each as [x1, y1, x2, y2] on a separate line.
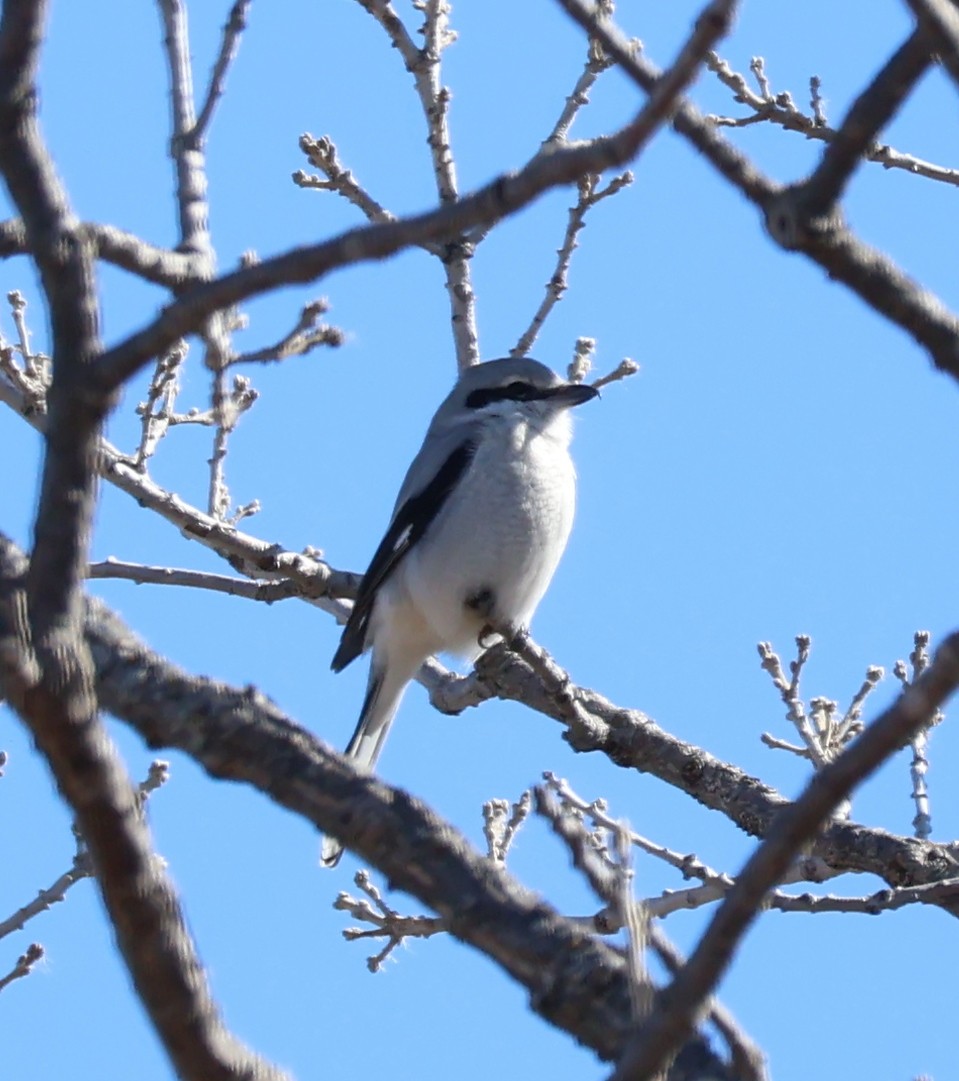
[0, 218, 200, 287]
[558, 0, 959, 381]
[905, 0, 959, 91]
[0, 4, 284, 1076]
[0, 539, 287, 1081]
[473, 643, 959, 903]
[797, 30, 931, 217]
[613, 630, 959, 1080]
[56, 548, 690, 1067]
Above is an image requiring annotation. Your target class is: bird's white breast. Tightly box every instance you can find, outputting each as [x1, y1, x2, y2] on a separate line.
[399, 410, 576, 659]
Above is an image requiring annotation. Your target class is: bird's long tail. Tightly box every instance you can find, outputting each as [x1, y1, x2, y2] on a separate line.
[320, 659, 411, 868]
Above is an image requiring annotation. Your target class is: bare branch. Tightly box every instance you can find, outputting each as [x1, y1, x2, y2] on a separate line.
[612, 630, 959, 1081]
[0, 218, 201, 286]
[512, 171, 633, 358]
[545, 32, 615, 145]
[88, 559, 302, 603]
[335, 870, 446, 972]
[132, 342, 188, 468]
[193, 0, 252, 142]
[905, 0, 959, 93]
[472, 640, 959, 902]
[648, 929, 769, 1081]
[559, 0, 959, 382]
[0, 538, 288, 1081]
[796, 30, 931, 218]
[97, 0, 734, 391]
[705, 52, 959, 187]
[295, 134, 397, 225]
[894, 631, 941, 840]
[206, 373, 259, 521]
[0, 942, 43, 994]
[228, 297, 345, 365]
[483, 790, 532, 863]
[0, 849, 91, 941]
[358, 0, 479, 368]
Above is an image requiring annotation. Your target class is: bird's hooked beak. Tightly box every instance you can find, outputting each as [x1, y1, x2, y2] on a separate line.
[541, 381, 600, 409]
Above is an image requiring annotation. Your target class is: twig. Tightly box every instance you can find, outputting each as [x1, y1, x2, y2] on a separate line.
[228, 297, 345, 365]
[206, 373, 259, 521]
[545, 25, 616, 145]
[335, 870, 446, 972]
[132, 342, 188, 469]
[0, 943, 44, 993]
[193, 0, 252, 142]
[592, 357, 640, 390]
[294, 135, 396, 225]
[0, 849, 92, 941]
[706, 51, 959, 187]
[483, 791, 532, 863]
[758, 637, 830, 768]
[88, 559, 300, 603]
[894, 631, 940, 840]
[511, 171, 632, 357]
[358, 0, 479, 368]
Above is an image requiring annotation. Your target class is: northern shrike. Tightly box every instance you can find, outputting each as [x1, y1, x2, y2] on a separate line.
[322, 356, 597, 866]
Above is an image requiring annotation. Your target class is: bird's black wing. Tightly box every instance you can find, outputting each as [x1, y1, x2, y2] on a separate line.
[331, 439, 477, 672]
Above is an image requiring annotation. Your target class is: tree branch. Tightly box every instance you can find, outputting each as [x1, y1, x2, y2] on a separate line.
[613, 630, 959, 1080]
[905, 0, 959, 92]
[95, 0, 738, 391]
[558, 0, 959, 382]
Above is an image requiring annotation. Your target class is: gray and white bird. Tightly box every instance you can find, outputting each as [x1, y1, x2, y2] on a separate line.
[322, 356, 597, 866]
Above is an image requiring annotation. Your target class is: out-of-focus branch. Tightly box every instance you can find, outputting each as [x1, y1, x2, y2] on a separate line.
[0, 218, 201, 286]
[558, 0, 959, 382]
[905, 0, 959, 92]
[193, 0, 251, 142]
[648, 929, 769, 1081]
[613, 630, 959, 1081]
[0, 5, 284, 1074]
[0, 539, 288, 1081]
[0, 942, 43, 993]
[782, 29, 931, 219]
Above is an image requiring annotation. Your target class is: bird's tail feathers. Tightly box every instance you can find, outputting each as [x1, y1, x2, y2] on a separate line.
[320, 660, 411, 868]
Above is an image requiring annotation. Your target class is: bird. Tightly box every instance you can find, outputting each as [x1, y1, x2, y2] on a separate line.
[321, 356, 598, 866]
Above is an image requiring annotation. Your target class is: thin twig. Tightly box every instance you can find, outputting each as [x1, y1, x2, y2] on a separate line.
[228, 298, 345, 365]
[0, 943, 44, 993]
[512, 171, 632, 357]
[88, 559, 300, 603]
[193, 0, 252, 142]
[294, 134, 397, 225]
[706, 51, 959, 187]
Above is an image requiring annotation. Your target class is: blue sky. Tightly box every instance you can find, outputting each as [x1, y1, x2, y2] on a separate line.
[2, 1, 958, 1079]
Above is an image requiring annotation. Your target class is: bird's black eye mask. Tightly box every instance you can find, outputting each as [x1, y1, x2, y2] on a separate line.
[464, 381, 541, 409]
